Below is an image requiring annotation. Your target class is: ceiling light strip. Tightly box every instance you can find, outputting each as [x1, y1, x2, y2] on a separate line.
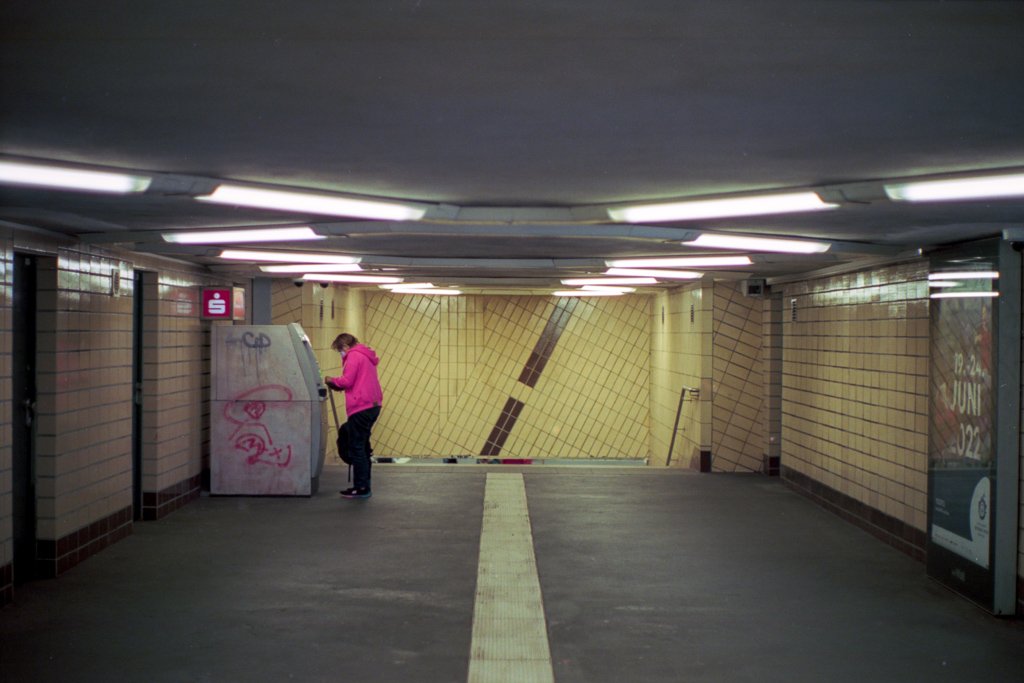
[607, 256, 752, 268]
[219, 249, 360, 263]
[164, 227, 324, 244]
[561, 277, 658, 286]
[930, 291, 1000, 299]
[886, 172, 1024, 202]
[608, 191, 836, 223]
[605, 268, 701, 280]
[197, 184, 426, 221]
[684, 233, 830, 254]
[927, 271, 999, 280]
[259, 263, 363, 273]
[553, 290, 623, 297]
[0, 160, 151, 194]
[302, 273, 403, 284]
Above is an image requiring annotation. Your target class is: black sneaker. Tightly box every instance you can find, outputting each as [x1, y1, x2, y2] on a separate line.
[339, 487, 372, 499]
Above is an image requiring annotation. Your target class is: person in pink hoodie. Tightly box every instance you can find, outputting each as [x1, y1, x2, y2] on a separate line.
[325, 333, 382, 499]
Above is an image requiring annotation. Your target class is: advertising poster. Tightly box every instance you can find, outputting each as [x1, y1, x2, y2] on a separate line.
[925, 240, 1017, 612]
[929, 293, 993, 569]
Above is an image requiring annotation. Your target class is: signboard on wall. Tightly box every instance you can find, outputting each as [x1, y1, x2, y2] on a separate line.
[927, 239, 1019, 614]
[201, 287, 246, 321]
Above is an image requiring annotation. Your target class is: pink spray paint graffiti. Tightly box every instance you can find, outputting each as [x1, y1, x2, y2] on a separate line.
[224, 384, 295, 468]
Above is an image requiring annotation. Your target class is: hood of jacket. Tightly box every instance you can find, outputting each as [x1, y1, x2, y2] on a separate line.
[347, 343, 380, 366]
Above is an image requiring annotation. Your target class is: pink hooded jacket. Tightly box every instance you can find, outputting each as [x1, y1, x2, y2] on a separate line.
[327, 343, 383, 417]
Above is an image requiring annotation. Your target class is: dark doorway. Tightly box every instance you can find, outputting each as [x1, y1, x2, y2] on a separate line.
[12, 253, 37, 584]
[132, 271, 146, 520]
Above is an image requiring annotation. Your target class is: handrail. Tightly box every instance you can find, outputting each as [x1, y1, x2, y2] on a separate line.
[665, 385, 700, 467]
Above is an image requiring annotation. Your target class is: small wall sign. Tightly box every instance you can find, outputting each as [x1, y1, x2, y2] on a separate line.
[202, 287, 246, 320]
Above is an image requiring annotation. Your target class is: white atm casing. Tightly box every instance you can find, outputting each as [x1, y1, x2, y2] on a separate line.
[211, 323, 327, 496]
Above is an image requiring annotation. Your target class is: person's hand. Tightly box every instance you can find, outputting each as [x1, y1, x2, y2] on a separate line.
[325, 377, 341, 391]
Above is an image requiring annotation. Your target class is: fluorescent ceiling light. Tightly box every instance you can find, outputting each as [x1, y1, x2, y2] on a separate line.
[561, 277, 658, 286]
[301, 273, 403, 284]
[219, 249, 359, 263]
[684, 234, 830, 254]
[164, 227, 323, 244]
[608, 191, 836, 223]
[927, 281, 960, 288]
[260, 263, 362, 273]
[930, 291, 1000, 299]
[553, 289, 623, 297]
[581, 285, 636, 293]
[197, 184, 426, 221]
[379, 282, 434, 290]
[886, 172, 1024, 202]
[927, 271, 999, 280]
[606, 268, 701, 280]
[390, 288, 461, 296]
[607, 256, 752, 268]
[0, 160, 151, 193]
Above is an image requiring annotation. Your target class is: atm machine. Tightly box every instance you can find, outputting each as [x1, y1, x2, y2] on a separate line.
[210, 323, 328, 496]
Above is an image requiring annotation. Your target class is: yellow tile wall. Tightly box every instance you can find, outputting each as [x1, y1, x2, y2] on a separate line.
[711, 281, 766, 472]
[780, 262, 930, 531]
[364, 293, 651, 460]
[649, 283, 709, 467]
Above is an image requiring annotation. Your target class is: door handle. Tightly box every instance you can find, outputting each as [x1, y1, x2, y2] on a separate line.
[22, 398, 35, 427]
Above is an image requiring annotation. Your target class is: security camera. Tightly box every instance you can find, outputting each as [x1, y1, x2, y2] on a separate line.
[320, 282, 330, 289]
[293, 279, 305, 288]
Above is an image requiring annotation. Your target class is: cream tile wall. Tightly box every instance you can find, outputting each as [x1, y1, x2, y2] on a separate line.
[363, 293, 651, 460]
[780, 262, 930, 532]
[35, 250, 133, 540]
[142, 270, 211, 496]
[711, 281, 766, 472]
[649, 283, 710, 467]
[0, 229, 240, 584]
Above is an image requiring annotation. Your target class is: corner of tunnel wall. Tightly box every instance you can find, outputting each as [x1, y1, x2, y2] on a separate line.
[649, 282, 711, 468]
[709, 280, 767, 473]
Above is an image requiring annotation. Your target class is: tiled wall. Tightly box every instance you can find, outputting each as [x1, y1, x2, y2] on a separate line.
[0, 230, 238, 597]
[649, 283, 710, 468]
[138, 268, 221, 520]
[0, 234, 12, 604]
[36, 252, 134, 568]
[364, 293, 651, 460]
[779, 262, 931, 558]
[711, 282, 766, 472]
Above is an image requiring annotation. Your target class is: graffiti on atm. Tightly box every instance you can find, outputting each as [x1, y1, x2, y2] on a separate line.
[224, 384, 294, 468]
[224, 331, 273, 382]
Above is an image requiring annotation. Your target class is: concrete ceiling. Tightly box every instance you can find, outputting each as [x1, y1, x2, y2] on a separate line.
[2, 1, 1023, 290]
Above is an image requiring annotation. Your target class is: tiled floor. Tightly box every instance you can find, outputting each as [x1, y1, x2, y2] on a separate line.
[2, 464, 1023, 682]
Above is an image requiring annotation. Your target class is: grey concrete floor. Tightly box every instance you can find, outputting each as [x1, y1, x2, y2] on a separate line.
[2, 464, 1023, 682]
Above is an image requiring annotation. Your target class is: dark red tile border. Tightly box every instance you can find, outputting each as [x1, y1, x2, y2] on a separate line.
[141, 474, 202, 521]
[782, 466, 927, 562]
[35, 505, 134, 579]
[0, 562, 12, 608]
[518, 298, 576, 388]
[480, 397, 526, 457]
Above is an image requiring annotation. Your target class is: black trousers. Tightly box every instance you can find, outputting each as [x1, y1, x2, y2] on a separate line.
[347, 405, 380, 490]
